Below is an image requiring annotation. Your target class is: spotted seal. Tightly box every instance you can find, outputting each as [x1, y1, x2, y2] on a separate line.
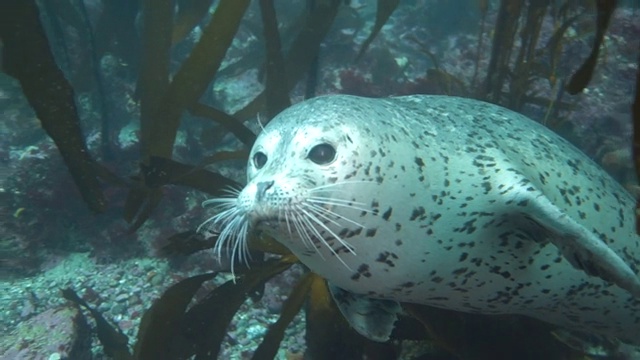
[200, 95, 640, 345]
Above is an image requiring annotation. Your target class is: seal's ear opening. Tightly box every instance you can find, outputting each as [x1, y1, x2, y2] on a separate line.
[309, 143, 337, 165]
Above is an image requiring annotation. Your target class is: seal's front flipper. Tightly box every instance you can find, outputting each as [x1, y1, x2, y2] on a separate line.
[328, 283, 401, 342]
[516, 190, 640, 298]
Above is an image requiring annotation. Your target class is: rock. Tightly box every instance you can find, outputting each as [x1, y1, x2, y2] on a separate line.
[0, 305, 92, 360]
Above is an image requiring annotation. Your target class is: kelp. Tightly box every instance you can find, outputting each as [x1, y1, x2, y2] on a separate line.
[542, 12, 583, 88]
[508, 0, 550, 110]
[566, 0, 617, 95]
[189, 103, 257, 146]
[355, 0, 400, 61]
[177, 256, 296, 359]
[480, 0, 584, 113]
[93, 0, 139, 67]
[62, 288, 132, 359]
[403, 303, 575, 360]
[76, 0, 114, 160]
[133, 273, 216, 359]
[124, 156, 240, 231]
[634, 47, 640, 234]
[148, 0, 251, 159]
[172, 0, 215, 45]
[259, 0, 291, 119]
[128, 0, 252, 230]
[483, 0, 524, 103]
[251, 272, 314, 359]
[141, 156, 240, 192]
[304, 274, 400, 359]
[158, 230, 215, 257]
[234, 0, 343, 121]
[64, 258, 297, 359]
[0, 0, 106, 213]
[138, 0, 174, 161]
[470, 0, 489, 89]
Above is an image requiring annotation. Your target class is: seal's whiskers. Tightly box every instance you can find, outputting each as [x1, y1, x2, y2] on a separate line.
[304, 202, 367, 229]
[198, 196, 251, 277]
[297, 207, 353, 270]
[306, 197, 373, 214]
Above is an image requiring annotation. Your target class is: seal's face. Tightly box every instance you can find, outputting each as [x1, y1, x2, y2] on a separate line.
[199, 113, 378, 272]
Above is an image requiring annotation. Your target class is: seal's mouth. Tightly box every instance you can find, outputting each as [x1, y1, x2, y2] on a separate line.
[252, 216, 282, 229]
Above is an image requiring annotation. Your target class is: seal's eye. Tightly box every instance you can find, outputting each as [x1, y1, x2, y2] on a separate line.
[308, 143, 336, 165]
[253, 152, 267, 169]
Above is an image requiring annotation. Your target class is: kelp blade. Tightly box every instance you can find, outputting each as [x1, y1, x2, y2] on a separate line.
[355, 0, 400, 61]
[251, 272, 315, 359]
[133, 273, 216, 360]
[0, 0, 106, 213]
[303, 275, 394, 359]
[149, 0, 251, 158]
[566, 0, 617, 95]
[177, 256, 297, 359]
[62, 288, 132, 359]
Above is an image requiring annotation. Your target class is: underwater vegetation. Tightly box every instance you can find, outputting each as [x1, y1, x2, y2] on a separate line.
[1, 0, 639, 359]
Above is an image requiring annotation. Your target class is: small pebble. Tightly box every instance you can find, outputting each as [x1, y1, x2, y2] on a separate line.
[111, 303, 126, 315]
[150, 273, 164, 286]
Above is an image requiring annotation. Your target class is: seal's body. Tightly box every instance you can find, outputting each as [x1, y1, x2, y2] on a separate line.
[201, 95, 640, 344]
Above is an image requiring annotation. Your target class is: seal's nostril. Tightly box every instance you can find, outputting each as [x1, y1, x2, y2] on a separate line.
[256, 180, 275, 201]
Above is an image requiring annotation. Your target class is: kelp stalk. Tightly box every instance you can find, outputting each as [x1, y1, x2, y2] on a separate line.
[148, 0, 251, 159]
[0, 0, 106, 212]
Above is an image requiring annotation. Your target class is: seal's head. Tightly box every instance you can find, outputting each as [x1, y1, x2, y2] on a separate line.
[199, 96, 392, 272]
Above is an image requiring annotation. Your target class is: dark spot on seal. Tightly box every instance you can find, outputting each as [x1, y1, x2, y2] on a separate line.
[415, 157, 425, 168]
[376, 251, 396, 267]
[382, 207, 393, 221]
[351, 263, 372, 281]
[401, 281, 415, 288]
[410, 206, 426, 221]
[366, 228, 378, 237]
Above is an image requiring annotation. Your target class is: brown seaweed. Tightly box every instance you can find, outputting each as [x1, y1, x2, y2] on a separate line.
[259, 0, 291, 119]
[189, 103, 257, 146]
[123, 156, 240, 231]
[94, 0, 139, 67]
[508, 0, 550, 110]
[355, 0, 400, 61]
[566, 0, 617, 95]
[148, 0, 251, 159]
[172, 0, 215, 45]
[483, 0, 524, 103]
[634, 46, 640, 234]
[133, 273, 216, 359]
[138, 0, 174, 160]
[62, 288, 132, 359]
[234, 0, 342, 122]
[403, 303, 575, 360]
[179, 256, 296, 359]
[158, 230, 215, 257]
[303, 274, 399, 359]
[0, 0, 106, 213]
[251, 272, 315, 359]
[141, 156, 240, 193]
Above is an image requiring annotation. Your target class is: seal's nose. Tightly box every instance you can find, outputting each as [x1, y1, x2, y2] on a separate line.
[256, 180, 274, 201]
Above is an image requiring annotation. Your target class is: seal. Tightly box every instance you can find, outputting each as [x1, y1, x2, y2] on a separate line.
[200, 95, 640, 345]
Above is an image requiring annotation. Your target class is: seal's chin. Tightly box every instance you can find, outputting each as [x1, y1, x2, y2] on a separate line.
[251, 216, 282, 230]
